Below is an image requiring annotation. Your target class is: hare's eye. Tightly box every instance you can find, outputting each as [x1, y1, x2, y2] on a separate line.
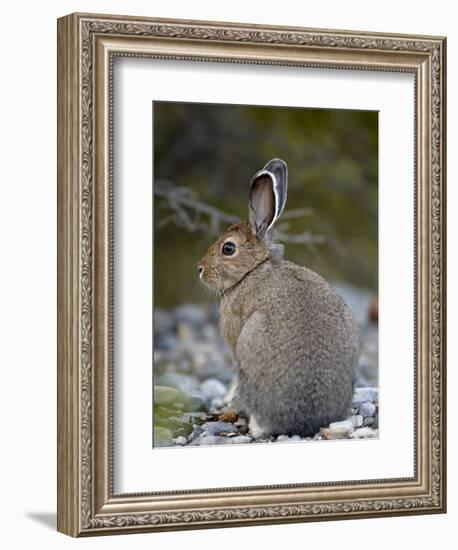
[222, 241, 236, 256]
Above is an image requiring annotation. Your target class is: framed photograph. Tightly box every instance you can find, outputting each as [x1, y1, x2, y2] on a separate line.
[57, 13, 446, 536]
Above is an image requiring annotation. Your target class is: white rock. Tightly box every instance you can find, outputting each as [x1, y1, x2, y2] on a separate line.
[359, 401, 376, 417]
[350, 415, 364, 428]
[321, 419, 354, 440]
[174, 304, 207, 325]
[201, 379, 227, 400]
[173, 436, 188, 446]
[210, 397, 224, 409]
[277, 435, 290, 442]
[351, 427, 378, 439]
[329, 419, 354, 433]
[353, 387, 379, 405]
[290, 435, 301, 441]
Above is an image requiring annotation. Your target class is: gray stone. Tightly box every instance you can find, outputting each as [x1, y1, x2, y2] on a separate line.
[359, 401, 376, 417]
[185, 392, 207, 412]
[156, 334, 178, 350]
[202, 323, 218, 341]
[173, 436, 188, 446]
[190, 435, 229, 446]
[189, 425, 204, 441]
[350, 415, 364, 428]
[174, 304, 207, 326]
[190, 352, 234, 384]
[157, 372, 200, 394]
[154, 309, 174, 336]
[179, 412, 207, 425]
[210, 397, 224, 410]
[354, 377, 370, 388]
[352, 387, 379, 405]
[234, 417, 248, 427]
[290, 435, 302, 441]
[199, 421, 238, 435]
[277, 435, 290, 442]
[189, 350, 207, 372]
[201, 379, 227, 400]
[350, 427, 378, 439]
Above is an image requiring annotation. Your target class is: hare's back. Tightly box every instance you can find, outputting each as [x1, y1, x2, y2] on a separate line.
[257, 261, 358, 353]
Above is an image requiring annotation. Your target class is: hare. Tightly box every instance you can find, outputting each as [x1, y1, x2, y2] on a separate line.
[198, 159, 359, 439]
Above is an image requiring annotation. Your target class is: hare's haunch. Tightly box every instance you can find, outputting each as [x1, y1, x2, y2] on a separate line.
[198, 159, 359, 438]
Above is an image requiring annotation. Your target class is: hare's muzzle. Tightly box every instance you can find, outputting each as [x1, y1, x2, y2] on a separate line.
[197, 265, 204, 278]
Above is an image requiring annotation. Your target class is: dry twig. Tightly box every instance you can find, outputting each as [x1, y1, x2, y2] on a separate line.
[154, 179, 344, 254]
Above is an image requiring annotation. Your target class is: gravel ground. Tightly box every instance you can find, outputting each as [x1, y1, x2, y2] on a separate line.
[153, 283, 378, 447]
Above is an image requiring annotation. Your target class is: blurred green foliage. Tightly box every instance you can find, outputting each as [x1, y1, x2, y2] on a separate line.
[154, 102, 378, 308]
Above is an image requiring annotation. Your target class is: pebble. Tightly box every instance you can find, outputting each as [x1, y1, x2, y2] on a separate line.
[329, 419, 354, 433]
[202, 323, 218, 341]
[363, 416, 376, 427]
[154, 309, 174, 336]
[156, 334, 178, 351]
[199, 421, 239, 435]
[277, 435, 290, 442]
[351, 427, 378, 439]
[157, 372, 200, 394]
[352, 387, 379, 405]
[174, 304, 208, 326]
[290, 435, 302, 441]
[350, 415, 364, 428]
[186, 391, 207, 411]
[211, 397, 224, 410]
[179, 412, 207, 424]
[154, 385, 185, 407]
[359, 401, 376, 417]
[173, 436, 188, 446]
[321, 419, 354, 440]
[200, 378, 227, 400]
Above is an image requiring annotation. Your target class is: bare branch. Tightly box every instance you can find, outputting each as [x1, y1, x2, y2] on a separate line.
[155, 180, 238, 234]
[154, 179, 344, 254]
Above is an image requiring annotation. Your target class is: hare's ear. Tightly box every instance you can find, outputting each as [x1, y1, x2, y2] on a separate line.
[249, 158, 288, 240]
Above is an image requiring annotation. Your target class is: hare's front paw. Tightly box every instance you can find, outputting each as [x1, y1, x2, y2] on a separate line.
[223, 379, 238, 405]
[249, 415, 272, 439]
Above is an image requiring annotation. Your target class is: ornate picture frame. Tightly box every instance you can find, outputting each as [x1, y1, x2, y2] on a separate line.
[57, 12, 446, 536]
